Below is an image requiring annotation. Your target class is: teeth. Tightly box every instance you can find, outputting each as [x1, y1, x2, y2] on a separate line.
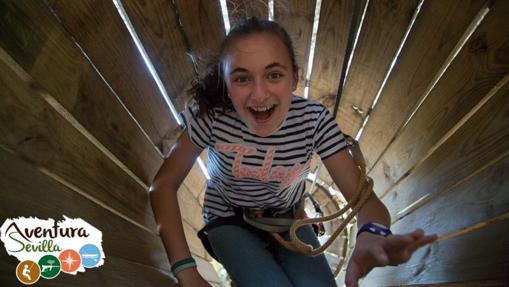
[250, 105, 273, 112]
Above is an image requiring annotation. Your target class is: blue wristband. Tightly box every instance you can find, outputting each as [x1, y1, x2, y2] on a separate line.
[357, 222, 392, 238]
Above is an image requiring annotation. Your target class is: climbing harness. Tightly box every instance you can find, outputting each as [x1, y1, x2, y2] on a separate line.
[242, 135, 374, 275]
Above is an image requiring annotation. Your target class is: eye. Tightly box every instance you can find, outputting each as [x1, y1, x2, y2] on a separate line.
[268, 72, 284, 80]
[232, 76, 249, 84]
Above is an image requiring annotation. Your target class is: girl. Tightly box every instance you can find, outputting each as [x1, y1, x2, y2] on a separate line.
[150, 17, 437, 287]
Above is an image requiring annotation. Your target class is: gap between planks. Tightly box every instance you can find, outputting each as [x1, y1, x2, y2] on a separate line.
[393, 149, 509, 224]
[380, 72, 509, 201]
[367, 0, 494, 173]
[45, 0, 166, 161]
[0, 144, 157, 236]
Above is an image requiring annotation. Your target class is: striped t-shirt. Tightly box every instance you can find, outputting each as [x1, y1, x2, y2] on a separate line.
[180, 95, 347, 223]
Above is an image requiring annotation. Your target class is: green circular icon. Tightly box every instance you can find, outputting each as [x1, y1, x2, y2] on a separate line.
[38, 255, 61, 279]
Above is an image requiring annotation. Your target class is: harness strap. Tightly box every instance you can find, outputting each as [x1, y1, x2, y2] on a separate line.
[242, 135, 374, 277]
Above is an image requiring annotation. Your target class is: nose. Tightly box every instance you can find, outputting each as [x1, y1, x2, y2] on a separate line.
[251, 78, 269, 102]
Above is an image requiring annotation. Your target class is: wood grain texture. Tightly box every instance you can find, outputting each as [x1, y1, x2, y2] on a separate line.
[338, 0, 419, 136]
[309, 0, 360, 109]
[358, 0, 488, 168]
[183, 221, 208, 259]
[121, 0, 195, 112]
[182, 154, 207, 201]
[370, 0, 509, 197]
[0, 147, 174, 285]
[175, 0, 225, 56]
[227, 0, 268, 26]
[178, 184, 205, 231]
[392, 155, 509, 236]
[382, 71, 509, 222]
[48, 0, 180, 155]
[0, 0, 165, 184]
[362, 219, 509, 285]
[275, 0, 316, 97]
[0, 47, 157, 232]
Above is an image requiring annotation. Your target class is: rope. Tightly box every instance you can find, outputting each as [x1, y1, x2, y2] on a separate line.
[270, 136, 374, 275]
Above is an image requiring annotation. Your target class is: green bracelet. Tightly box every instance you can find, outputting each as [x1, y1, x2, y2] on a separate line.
[171, 257, 197, 276]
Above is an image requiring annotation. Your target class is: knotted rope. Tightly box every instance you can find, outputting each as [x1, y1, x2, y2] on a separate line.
[271, 136, 374, 273]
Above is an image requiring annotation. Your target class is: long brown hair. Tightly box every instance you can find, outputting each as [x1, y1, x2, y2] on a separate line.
[188, 17, 298, 118]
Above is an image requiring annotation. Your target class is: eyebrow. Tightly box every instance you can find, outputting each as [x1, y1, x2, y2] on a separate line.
[229, 62, 288, 75]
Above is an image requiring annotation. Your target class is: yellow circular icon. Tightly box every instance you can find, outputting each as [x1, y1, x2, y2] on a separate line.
[16, 260, 41, 285]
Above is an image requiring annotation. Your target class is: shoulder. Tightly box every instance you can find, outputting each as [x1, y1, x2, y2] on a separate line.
[286, 95, 329, 120]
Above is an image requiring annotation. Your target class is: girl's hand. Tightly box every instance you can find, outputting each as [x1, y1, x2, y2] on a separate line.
[176, 268, 211, 287]
[345, 228, 437, 287]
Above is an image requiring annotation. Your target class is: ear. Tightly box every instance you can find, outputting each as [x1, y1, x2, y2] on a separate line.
[292, 70, 299, 91]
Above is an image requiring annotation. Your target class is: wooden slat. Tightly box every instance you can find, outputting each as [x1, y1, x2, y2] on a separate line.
[183, 159, 207, 200]
[121, 0, 195, 112]
[174, 0, 225, 55]
[183, 221, 207, 259]
[0, 147, 174, 285]
[392, 155, 509, 237]
[0, 0, 164, 184]
[337, 0, 419, 137]
[48, 0, 180, 155]
[362, 219, 509, 285]
[227, 0, 268, 25]
[308, 0, 362, 109]
[178, 184, 205, 231]
[358, 0, 488, 168]
[382, 69, 509, 222]
[370, 0, 509, 197]
[0, 47, 156, 232]
[275, 0, 316, 97]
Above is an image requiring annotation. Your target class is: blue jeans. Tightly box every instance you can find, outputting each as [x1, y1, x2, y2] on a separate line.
[207, 224, 337, 287]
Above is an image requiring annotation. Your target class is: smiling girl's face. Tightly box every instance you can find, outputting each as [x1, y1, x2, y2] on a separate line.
[222, 32, 298, 137]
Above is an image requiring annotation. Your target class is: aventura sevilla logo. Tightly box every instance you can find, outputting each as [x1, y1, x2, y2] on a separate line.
[0, 216, 105, 285]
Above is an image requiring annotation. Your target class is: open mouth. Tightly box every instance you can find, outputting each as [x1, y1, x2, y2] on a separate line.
[248, 105, 276, 122]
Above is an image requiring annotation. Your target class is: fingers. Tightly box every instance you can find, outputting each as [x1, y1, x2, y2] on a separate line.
[345, 261, 362, 287]
[407, 234, 438, 253]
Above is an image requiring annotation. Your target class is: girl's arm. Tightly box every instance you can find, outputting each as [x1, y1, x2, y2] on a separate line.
[150, 130, 210, 286]
[322, 148, 390, 227]
[322, 148, 437, 287]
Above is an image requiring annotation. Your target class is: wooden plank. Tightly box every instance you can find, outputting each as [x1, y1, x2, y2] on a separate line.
[227, 0, 268, 26]
[382, 69, 509, 222]
[370, 0, 509, 197]
[362, 219, 509, 285]
[275, 0, 316, 97]
[308, 0, 362, 110]
[183, 221, 207, 259]
[337, 0, 419, 137]
[0, 252, 176, 286]
[0, 0, 164, 184]
[178, 184, 205, 231]
[0, 147, 173, 283]
[174, 0, 225, 55]
[392, 155, 509, 239]
[47, 0, 180, 155]
[358, 0, 488, 168]
[183, 159, 207, 200]
[0, 47, 156, 232]
[121, 0, 195, 112]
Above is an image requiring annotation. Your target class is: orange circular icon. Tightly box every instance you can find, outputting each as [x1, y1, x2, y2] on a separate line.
[59, 249, 81, 273]
[16, 260, 40, 285]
